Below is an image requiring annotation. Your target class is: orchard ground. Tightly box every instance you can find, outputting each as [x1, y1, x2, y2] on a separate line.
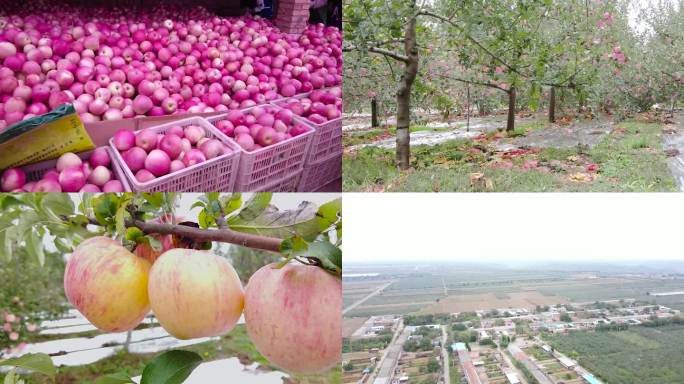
[18, 323, 340, 384]
[343, 111, 683, 192]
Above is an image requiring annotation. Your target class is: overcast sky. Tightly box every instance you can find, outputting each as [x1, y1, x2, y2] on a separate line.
[344, 194, 684, 263]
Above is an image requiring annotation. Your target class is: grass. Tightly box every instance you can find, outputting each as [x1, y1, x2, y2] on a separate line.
[343, 120, 677, 192]
[13, 325, 340, 384]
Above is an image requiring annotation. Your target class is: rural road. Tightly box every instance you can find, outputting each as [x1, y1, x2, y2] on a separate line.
[508, 343, 554, 384]
[372, 325, 410, 384]
[441, 326, 450, 384]
[343, 281, 394, 315]
[499, 345, 529, 384]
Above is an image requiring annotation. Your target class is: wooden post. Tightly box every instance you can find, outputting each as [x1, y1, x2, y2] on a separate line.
[371, 97, 379, 127]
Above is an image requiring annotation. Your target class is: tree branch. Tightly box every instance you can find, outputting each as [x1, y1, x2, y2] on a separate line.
[418, 11, 518, 75]
[433, 73, 509, 93]
[369, 46, 409, 62]
[343, 45, 409, 63]
[86, 217, 283, 253]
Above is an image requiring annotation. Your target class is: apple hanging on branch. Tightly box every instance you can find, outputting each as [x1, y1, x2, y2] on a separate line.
[36, 192, 341, 377]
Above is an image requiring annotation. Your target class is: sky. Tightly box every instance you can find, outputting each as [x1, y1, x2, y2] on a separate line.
[344, 194, 684, 263]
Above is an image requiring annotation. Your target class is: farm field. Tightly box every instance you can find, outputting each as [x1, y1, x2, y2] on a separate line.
[344, 265, 684, 317]
[416, 291, 569, 314]
[545, 325, 684, 384]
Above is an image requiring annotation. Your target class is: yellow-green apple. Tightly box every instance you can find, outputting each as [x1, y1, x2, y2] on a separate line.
[147, 249, 244, 339]
[64, 236, 151, 332]
[244, 263, 342, 374]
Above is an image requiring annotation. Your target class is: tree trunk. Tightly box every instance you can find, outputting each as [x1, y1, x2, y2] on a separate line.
[371, 97, 379, 127]
[395, 10, 419, 170]
[466, 85, 470, 132]
[549, 86, 556, 123]
[124, 330, 132, 352]
[506, 88, 516, 132]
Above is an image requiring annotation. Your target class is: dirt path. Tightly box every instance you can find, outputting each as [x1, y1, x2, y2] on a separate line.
[662, 112, 684, 191]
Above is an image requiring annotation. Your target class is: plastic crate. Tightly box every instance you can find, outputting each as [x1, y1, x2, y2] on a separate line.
[297, 154, 341, 192]
[271, 91, 342, 164]
[20, 147, 132, 191]
[109, 117, 241, 192]
[211, 106, 315, 192]
[254, 170, 302, 192]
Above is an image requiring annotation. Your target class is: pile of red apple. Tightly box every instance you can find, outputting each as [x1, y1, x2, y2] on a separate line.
[213, 106, 311, 152]
[112, 126, 232, 183]
[0, 148, 125, 192]
[0, 2, 342, 130]
[278, 87, 342, 125]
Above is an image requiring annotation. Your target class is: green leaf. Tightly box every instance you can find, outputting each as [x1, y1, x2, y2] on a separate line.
[0, 353, 56, 379]
[54, 237, 73, 254]
[316, 198, 341, 232]
[27, 229, 45, 266]
[198, 210, 215, 229]
[306, 241, 342, 275]
[228, 201, 321, 241]
[228, 193, 272, 223]
[280, 235, 308, 255]
[125, 227, 145, 242]
[95, 372, 135, 384]
[93, 194, 119, 226]
[40, 193, 75, 218]
[220, 193, 242, 215]
[142, 193, 163, 208]
[140, 350, 202, 384]
[190, 201, 206, 210]
[115, 198, 132, 240]
[205, 192, 220, 202]
[0, 195, 24, 211]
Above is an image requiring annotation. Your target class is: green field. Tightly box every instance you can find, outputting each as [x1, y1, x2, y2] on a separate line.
[344, 267, 684, 317]
[545, 325, 684, 384]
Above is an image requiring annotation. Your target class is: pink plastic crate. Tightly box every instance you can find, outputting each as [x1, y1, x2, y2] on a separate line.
[271, 91, 342, 164]
[254, 170, 302, 192]
[297, 154, 341, 192]
[20, 147, 132, 191]
[109, 117, 241, 192]
[211, 106, 315, 192]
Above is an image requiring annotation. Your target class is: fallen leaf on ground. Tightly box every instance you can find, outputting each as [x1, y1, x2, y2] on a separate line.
[568, 173, 595, 183]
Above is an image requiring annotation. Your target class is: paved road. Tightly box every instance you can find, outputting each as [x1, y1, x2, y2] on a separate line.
[343, 281, 394, 315]
[441, 326, 450, 384]
[508, 343, 554, 384]
[499, 345, 529, 384]
[373, 326, 410, 384]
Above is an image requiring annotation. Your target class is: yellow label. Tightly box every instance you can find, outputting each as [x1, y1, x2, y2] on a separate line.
[0, 113, 95, 169]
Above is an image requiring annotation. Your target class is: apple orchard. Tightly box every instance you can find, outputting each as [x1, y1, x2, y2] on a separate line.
[343, 0, 683, 169]
[0, 193, 342, 383]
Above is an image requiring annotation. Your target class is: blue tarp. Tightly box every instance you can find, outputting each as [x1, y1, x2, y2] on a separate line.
[582, 374, 603, 384]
